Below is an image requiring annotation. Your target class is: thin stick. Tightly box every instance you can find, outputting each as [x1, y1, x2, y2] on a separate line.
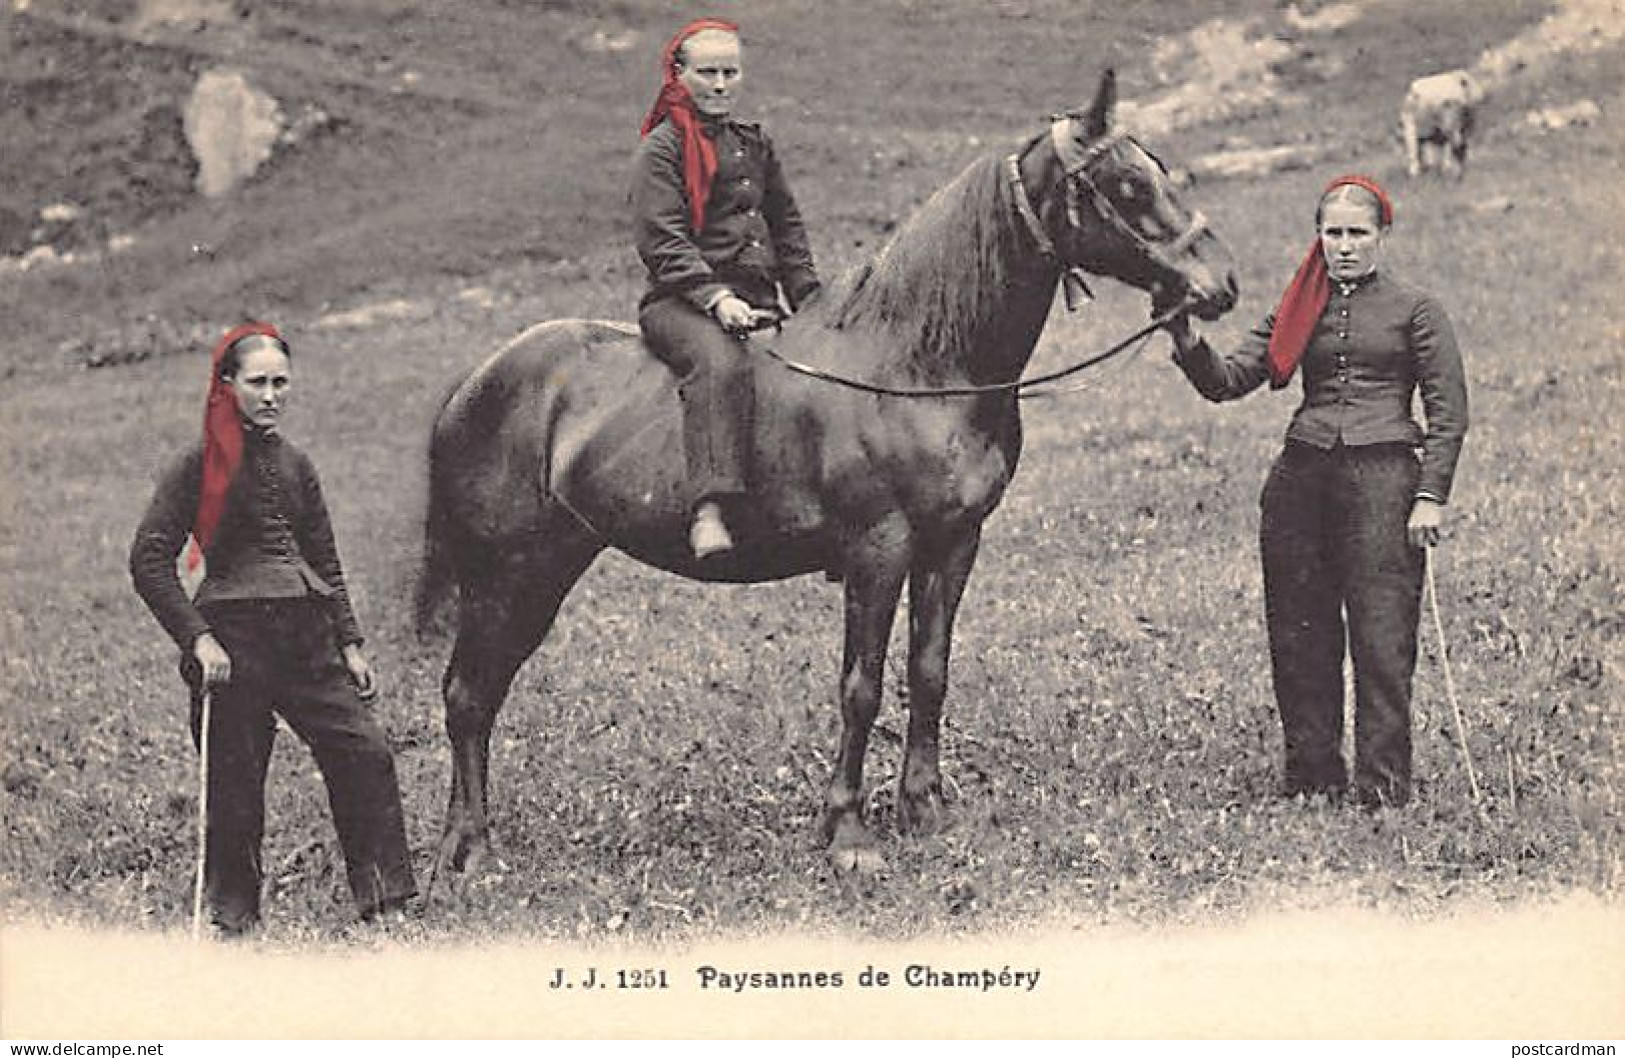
[1426, 552, 1481, 804]
[192, 688, 212, 942]
[1506, 745, 1518, 813]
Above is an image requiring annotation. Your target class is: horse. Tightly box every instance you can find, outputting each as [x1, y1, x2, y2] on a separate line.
[416, 69, 1238, 886]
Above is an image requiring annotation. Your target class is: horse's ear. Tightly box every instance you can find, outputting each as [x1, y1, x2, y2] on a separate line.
[1083, 68, 1117, 139]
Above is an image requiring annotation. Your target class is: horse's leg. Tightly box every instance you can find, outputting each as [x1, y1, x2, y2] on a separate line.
[898, 524, 982, 835]
[431, 528, 600, 894]
[822, 521, 909, 874]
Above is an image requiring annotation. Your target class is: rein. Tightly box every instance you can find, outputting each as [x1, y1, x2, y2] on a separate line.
[757, 303, 1188, 399]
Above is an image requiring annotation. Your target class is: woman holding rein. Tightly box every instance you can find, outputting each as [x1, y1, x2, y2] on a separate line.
[631, 18, 821, 560]
[1167, 176, 1469, 808]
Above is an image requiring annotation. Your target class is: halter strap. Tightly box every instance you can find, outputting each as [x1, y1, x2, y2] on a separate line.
[1162, 210, 1209, 258]
[1051, 118, 1122, 180]
[1006, 117, 1111, 308]
[1004, 153, 1060, 265]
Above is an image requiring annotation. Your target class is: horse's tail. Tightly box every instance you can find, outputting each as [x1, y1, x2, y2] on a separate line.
[413, 378, 465, 638]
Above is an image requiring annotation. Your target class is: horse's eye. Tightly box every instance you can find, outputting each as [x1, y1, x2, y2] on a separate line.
[1118, 179, 1137, 199]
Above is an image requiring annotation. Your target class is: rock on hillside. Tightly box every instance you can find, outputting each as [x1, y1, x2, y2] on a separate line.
[183, 69, 283, 198]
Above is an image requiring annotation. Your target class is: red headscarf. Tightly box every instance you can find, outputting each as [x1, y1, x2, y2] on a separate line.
[1265, 175, 1394, 388]
[187, 321, 284, 569]
[639, 18, 740, 233]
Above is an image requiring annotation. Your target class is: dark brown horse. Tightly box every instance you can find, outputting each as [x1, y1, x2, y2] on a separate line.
[417, 71, 1237, 885]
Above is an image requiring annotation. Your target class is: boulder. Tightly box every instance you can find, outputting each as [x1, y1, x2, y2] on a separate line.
[1525, 99, 1603, 130]
[135, 0, 236, 32]
[1284, 2, 1368, 33]
[1189, 143, 1328, 180]
[182, 69, 284, 198]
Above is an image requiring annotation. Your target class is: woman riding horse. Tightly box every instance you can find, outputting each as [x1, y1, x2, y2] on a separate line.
[633, 19, 822, 560]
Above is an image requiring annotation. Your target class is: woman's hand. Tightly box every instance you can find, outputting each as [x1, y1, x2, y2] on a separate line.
[713, 295, 758, 333]
[1162, 311, 1198, 355]
[192, 632, 232, 687]
[342, 643, 378, 702]
[1407, 497, 1445, 549]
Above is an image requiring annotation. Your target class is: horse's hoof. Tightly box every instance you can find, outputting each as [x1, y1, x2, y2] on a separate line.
[825, 811, 886, 876]
[455, 850, 491, 890]
[425, 831, 487, 902]
[897, 786, 949, 836]
[830, 843, 887, 876]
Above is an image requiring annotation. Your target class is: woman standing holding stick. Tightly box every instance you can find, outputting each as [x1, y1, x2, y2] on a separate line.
[1167, 176, 1469, 808]
[131, 322, 417, 934]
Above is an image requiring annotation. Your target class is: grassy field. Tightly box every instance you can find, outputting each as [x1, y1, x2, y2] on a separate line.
[2, 0, 1621, 983]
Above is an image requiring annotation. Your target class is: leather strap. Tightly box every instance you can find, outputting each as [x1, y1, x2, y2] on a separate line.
[1004, 153, 1060, 264]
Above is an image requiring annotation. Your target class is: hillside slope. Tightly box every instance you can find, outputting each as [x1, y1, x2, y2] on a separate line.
[3, 0, 1604, 376]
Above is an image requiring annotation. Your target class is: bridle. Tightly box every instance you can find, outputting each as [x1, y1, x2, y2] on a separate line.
[755, 117, 1207, 399]
[1005, 116, 1210, 309]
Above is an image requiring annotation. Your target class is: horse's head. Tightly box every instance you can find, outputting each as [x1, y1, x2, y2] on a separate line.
[1013, 69, 1238, 321]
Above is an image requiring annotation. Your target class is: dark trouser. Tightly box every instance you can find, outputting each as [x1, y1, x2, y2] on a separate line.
[639, 296, 755, 512]
[1259, 441, 1424, 806]
[190, 598, 416, 929]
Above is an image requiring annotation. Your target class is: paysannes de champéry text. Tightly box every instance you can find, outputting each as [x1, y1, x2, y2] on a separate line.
[695, 964, 1041, 992]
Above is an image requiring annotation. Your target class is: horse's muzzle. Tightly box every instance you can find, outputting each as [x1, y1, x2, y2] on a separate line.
[1154, 268, 1236, 323]
[1181, 254, 1239, 320]
[1190, 278, 1237, 321]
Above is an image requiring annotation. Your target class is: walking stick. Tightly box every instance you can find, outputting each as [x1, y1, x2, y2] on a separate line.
[1425, 548, 1482, 805]
[192, 686, 212, 942]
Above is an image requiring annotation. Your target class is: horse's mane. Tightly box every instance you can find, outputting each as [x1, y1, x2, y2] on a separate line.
[828, 153, 1029, 375]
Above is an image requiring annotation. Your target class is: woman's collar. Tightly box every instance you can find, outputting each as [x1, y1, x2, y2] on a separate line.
[1334, 269, 1381, 296]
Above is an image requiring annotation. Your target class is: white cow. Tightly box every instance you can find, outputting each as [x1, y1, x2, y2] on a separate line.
[1401, 70, 1485, 178]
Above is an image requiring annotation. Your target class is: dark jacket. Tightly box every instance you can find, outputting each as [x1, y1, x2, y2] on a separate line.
[631, 116, 820, 313]
[1174, 270, 1469, 502]
[129, 430, 363, 652]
